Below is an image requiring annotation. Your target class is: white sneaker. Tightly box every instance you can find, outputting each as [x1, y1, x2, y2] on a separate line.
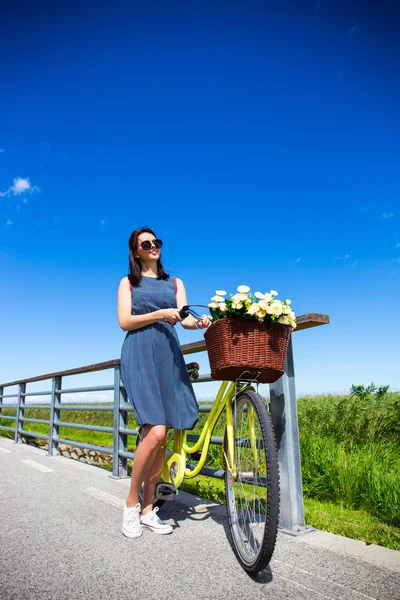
[140, 507, 173, 535]
[122, 502, 142, 538]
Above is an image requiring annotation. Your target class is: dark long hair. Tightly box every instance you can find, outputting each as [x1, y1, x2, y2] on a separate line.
[127, 226, 169, 286]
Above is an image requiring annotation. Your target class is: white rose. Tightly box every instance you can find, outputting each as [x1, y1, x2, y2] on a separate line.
[236, 302, 243, 309]
[208, 302, 218, 308]
[238, 293, 249, 301]
[255, 291, 264, 299]
[290, 320, 297, 329]
[263, 293, 272, 302]
[282, 304, 290, 315]
[216, 290, 227, 296]
[270, 290, 278, 297]
[237, 285, 250, 293]
[256, 309, 267, 319]
[285, 299, 291, 305]
[247, 303, 259, 315]
[211, 295, 224, 303]
[232, 292, 248, 302]
[278, 316, 290, 325]
[258, 300, 268, 310]
[268, 301, 283, 315]
[219, 303, 227, 311]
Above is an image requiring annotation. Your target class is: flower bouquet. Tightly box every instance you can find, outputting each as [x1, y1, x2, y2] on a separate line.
[204, 286, 296, 383]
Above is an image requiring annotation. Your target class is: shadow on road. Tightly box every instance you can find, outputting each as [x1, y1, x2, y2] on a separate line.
[159, 498, 274, 584]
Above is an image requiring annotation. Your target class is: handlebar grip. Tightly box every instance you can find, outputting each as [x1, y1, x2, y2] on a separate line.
[179, 305, 190, 319]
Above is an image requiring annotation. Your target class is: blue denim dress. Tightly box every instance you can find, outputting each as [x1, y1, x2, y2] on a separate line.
[120, 276, 199, 429]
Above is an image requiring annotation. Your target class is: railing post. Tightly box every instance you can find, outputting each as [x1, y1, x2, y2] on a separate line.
[48, 376, 61, 456]
[119, 384, 129, 477]
[15, 382, 26, 443]
[111, 365, 128, 478]
[269, 338, 312, 534]
[0, 386, 3, 420]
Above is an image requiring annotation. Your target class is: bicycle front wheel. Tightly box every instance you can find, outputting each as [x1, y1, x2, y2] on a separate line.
[224, 390, 280, 573]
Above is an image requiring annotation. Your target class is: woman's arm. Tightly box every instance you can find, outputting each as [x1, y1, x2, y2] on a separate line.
[175, 278, 210, 330]
[117, 277, 182, 331]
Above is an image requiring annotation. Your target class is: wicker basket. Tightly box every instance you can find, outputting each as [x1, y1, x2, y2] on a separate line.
[204, 318, 292, 383]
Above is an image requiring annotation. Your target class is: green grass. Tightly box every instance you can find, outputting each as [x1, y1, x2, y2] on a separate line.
[297, 393, 400, 528]
[1, 392, 399, 551]
[304, 497, 400, 551]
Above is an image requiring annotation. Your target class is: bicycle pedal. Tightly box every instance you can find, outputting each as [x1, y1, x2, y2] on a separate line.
[191, 451, 202, 461]
[155, 482, 178, 501]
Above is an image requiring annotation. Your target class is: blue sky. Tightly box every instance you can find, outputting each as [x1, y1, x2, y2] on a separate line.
[1, 0, 399, 401]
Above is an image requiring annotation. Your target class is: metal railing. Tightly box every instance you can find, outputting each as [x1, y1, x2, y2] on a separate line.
[0, 311, 329, 534]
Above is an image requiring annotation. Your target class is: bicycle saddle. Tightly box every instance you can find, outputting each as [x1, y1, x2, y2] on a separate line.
[186, 362, 200, 380]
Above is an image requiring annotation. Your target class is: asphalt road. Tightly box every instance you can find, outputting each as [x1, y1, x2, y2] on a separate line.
[1, 436, 399, 600]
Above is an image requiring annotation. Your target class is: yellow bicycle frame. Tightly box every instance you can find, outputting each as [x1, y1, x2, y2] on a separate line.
[161, 380, 254, 488]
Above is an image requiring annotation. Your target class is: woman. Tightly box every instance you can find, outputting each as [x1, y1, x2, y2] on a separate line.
[118, 226, 210, 538]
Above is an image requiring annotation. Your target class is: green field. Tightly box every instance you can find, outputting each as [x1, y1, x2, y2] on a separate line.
[1, 391, 399, 550]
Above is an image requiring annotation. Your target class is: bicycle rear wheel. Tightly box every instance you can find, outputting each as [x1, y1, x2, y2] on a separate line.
[224, 389, 280, 573]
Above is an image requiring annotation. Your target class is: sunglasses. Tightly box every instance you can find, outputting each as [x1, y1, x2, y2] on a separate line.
[140, 238, 163, 251]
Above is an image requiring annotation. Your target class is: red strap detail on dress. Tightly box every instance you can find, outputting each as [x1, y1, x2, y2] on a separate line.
[129, 280, 132, 292]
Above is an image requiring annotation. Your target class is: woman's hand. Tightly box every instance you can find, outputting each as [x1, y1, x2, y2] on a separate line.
[196, 314, 212, 329]
[160, 309, 184, 324]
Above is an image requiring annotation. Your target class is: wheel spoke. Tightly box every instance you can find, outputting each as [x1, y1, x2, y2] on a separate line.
[224, 390, 279, 573]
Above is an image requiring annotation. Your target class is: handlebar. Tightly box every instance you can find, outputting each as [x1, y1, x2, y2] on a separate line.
[178, 304, 210, 320]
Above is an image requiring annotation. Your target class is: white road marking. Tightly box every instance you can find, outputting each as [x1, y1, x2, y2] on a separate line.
[276, 574, 337, 600]
[21, 459, 54, 473]
[0, 446, 12, 454]
[81, 487, 124, 508]
[272, 559, 376, 600]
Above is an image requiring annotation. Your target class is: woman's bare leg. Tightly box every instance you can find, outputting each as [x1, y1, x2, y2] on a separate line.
[141, 435, 168, 515]
[126, 424, 167, 507]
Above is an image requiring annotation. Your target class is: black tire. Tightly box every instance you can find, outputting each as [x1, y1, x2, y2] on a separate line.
[224, 390, 280, 573]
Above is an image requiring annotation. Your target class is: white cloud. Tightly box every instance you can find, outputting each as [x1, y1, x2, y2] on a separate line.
[352, 260, 359, 267]
[0, 148, 4, 153]
[382, 212, 394, 218]
[11, 178, 31, 194]
[6, 219, 13, 225]
[336, 254, 350, 260]
[0, 177, 38, 198]
[396, 243, 400, 248]
[295, 257, 301, 263]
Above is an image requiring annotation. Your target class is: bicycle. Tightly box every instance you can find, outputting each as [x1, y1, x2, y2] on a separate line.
[139, 305, 280, 574]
